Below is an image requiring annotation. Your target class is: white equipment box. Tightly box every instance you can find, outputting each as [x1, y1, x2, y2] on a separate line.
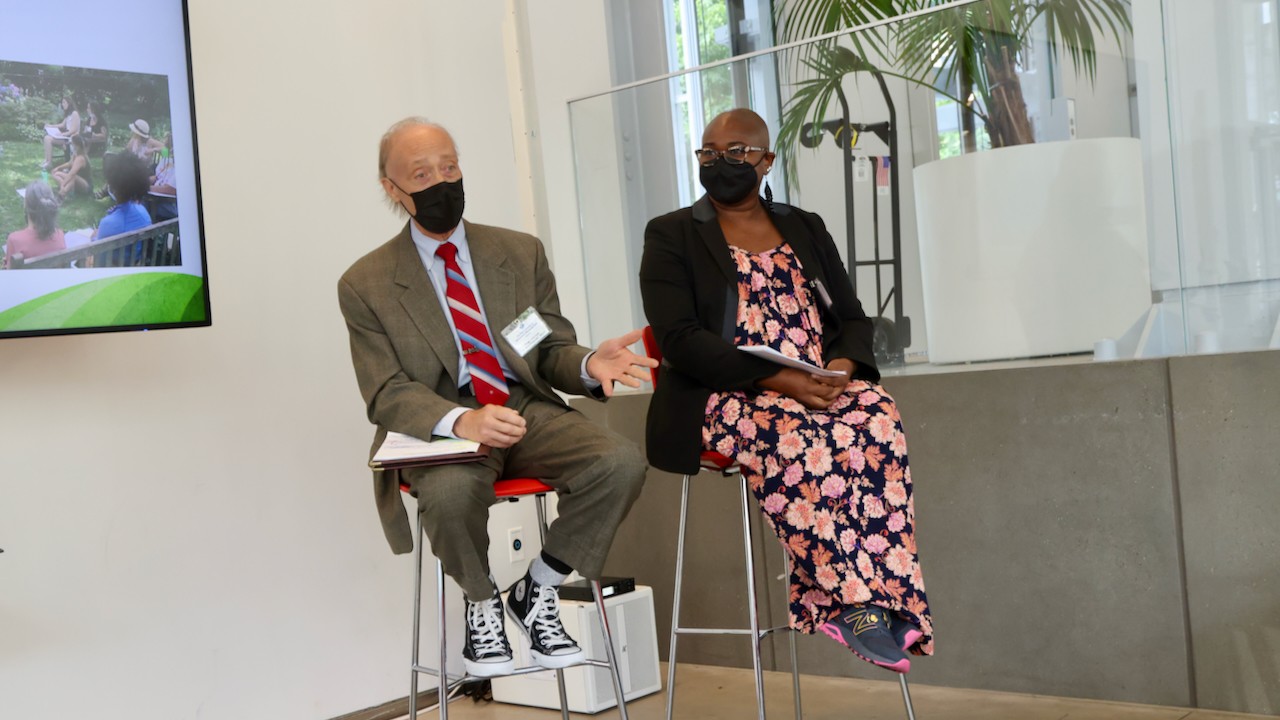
[492, 585, 661, 713]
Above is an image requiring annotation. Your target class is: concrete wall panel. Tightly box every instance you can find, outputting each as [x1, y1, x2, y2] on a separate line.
[1171, 351, 1280, 715]
[886, 361, 1190, 705]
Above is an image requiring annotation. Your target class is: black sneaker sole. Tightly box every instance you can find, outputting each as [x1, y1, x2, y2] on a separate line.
[463, 656, 515, 678]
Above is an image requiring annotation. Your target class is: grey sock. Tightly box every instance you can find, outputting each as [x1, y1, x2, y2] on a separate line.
[528, 556, 568, 588]
[465, 577, 499, 604]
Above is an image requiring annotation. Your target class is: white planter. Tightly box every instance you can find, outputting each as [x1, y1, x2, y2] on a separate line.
[913, 138, 1152, 364]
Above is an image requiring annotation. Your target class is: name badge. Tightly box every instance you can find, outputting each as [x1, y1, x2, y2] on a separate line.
[811, 279, 834, 309]
[501, 307, 552, 356]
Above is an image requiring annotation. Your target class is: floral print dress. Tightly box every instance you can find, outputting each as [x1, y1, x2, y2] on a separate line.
[702, 243, 934, 655]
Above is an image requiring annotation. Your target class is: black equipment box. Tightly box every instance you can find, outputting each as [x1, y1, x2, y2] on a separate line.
[557, 576, 635, 602]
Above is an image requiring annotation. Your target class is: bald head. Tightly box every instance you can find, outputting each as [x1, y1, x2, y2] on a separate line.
[703, 108, 770, 149]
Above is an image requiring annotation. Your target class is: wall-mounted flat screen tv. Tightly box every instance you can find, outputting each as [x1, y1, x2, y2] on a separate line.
[0, 0, 209, 339]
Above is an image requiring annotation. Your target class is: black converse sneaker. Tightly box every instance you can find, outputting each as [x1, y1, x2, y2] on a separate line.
[504, 576, 586, 669]
[462, 591, 515, 677]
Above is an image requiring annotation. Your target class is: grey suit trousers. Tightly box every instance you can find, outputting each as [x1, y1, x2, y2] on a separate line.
[402, 385, 646, 599]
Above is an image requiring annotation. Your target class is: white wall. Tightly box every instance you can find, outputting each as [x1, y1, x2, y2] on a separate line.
[516, 0, 617, 347]
[0, 1, 613, 718]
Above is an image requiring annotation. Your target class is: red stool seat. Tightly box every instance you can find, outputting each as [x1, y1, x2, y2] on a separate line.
[494, 478, 555, 498]
[399, 477, 553, 497]
[699, 451, 737, 471]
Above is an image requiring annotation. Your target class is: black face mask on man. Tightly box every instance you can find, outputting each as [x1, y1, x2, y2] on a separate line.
[393, 177, 465, 234]
[699, 157, 762, 205]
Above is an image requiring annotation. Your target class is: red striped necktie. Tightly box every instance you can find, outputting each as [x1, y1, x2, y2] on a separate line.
[435, 241, 511, 406]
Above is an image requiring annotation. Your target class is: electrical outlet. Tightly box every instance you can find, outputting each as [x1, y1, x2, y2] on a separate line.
[508, 526, 525, 563]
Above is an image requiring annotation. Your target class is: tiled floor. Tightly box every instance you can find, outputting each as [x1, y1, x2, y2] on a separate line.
[419, 663, 1275, 720]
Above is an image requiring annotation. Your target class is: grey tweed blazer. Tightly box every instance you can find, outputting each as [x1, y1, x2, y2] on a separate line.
[337, 220, 597, 553]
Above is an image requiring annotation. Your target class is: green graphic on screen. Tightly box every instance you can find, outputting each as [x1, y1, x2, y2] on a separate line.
[0, 273, 206, 332]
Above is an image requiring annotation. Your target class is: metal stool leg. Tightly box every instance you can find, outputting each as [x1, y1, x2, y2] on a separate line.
[437, 559, 449, 720]
[409, 510, 456, 720]
[531, 493, 629, 718]
[552, 669, 569, 720]
[533, 495, 572, 720]
[594, 579, 631, 719]
[410, 512, 424, 720]
[664, 474, 692, 720]
[899, 674, 916, 720]
[739, 477, 766, 720]
[788, 627, 802, 720]
[784, 552, 802, 720]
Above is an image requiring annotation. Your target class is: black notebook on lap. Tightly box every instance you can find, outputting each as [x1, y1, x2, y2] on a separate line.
[369, 432, 489, 470]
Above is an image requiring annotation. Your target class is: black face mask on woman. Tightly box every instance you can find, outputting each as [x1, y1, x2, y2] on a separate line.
[394, 177, 465, 234]
[699, 158, 761, 205]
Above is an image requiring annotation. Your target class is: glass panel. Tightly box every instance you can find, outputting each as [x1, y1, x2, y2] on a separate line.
[1161, 0, 1280, 355]
[570, 0, 1272, 373]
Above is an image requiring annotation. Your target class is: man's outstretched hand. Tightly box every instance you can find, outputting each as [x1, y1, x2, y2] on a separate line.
[586, 328, 659, 397]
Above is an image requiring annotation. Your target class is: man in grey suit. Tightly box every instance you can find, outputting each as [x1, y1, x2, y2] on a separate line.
[338, 117, 655, 677]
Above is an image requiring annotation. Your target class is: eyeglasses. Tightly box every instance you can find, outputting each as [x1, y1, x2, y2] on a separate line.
[693, 145, 768, 166]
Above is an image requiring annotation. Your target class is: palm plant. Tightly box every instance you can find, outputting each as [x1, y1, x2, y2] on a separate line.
[774, 0, 1132, 166]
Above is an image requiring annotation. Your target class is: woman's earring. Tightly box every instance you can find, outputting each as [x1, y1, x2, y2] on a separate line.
[763, 179, 774, 213]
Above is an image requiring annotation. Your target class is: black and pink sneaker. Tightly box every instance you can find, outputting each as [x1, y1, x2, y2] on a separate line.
[819, 605, 911, 673]
[890, 614, 924, 651]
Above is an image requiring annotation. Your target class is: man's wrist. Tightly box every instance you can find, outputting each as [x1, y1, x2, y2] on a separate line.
[431, 407, 469, 439]
[580, 351, 602, 390]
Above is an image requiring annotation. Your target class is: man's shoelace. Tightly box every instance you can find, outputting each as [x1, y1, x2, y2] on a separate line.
[467, 597, 508, 656]
[528, 585, 574, 649]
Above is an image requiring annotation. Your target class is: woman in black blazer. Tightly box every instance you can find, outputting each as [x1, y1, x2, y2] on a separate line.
[639, 109, 933, 673]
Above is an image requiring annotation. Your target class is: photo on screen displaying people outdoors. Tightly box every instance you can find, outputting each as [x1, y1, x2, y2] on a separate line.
[1, 61, 179, 268]
[0, 0, 208, 339]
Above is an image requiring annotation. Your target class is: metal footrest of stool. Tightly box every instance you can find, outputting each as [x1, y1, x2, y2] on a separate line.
[666, 473, 802, 720]
[674, 623, 792, 637]
[406, 483, 630, 720]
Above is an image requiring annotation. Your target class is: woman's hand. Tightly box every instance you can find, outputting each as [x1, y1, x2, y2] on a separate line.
[815, 358, 855, 390]
[758, 367, 843, 410]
